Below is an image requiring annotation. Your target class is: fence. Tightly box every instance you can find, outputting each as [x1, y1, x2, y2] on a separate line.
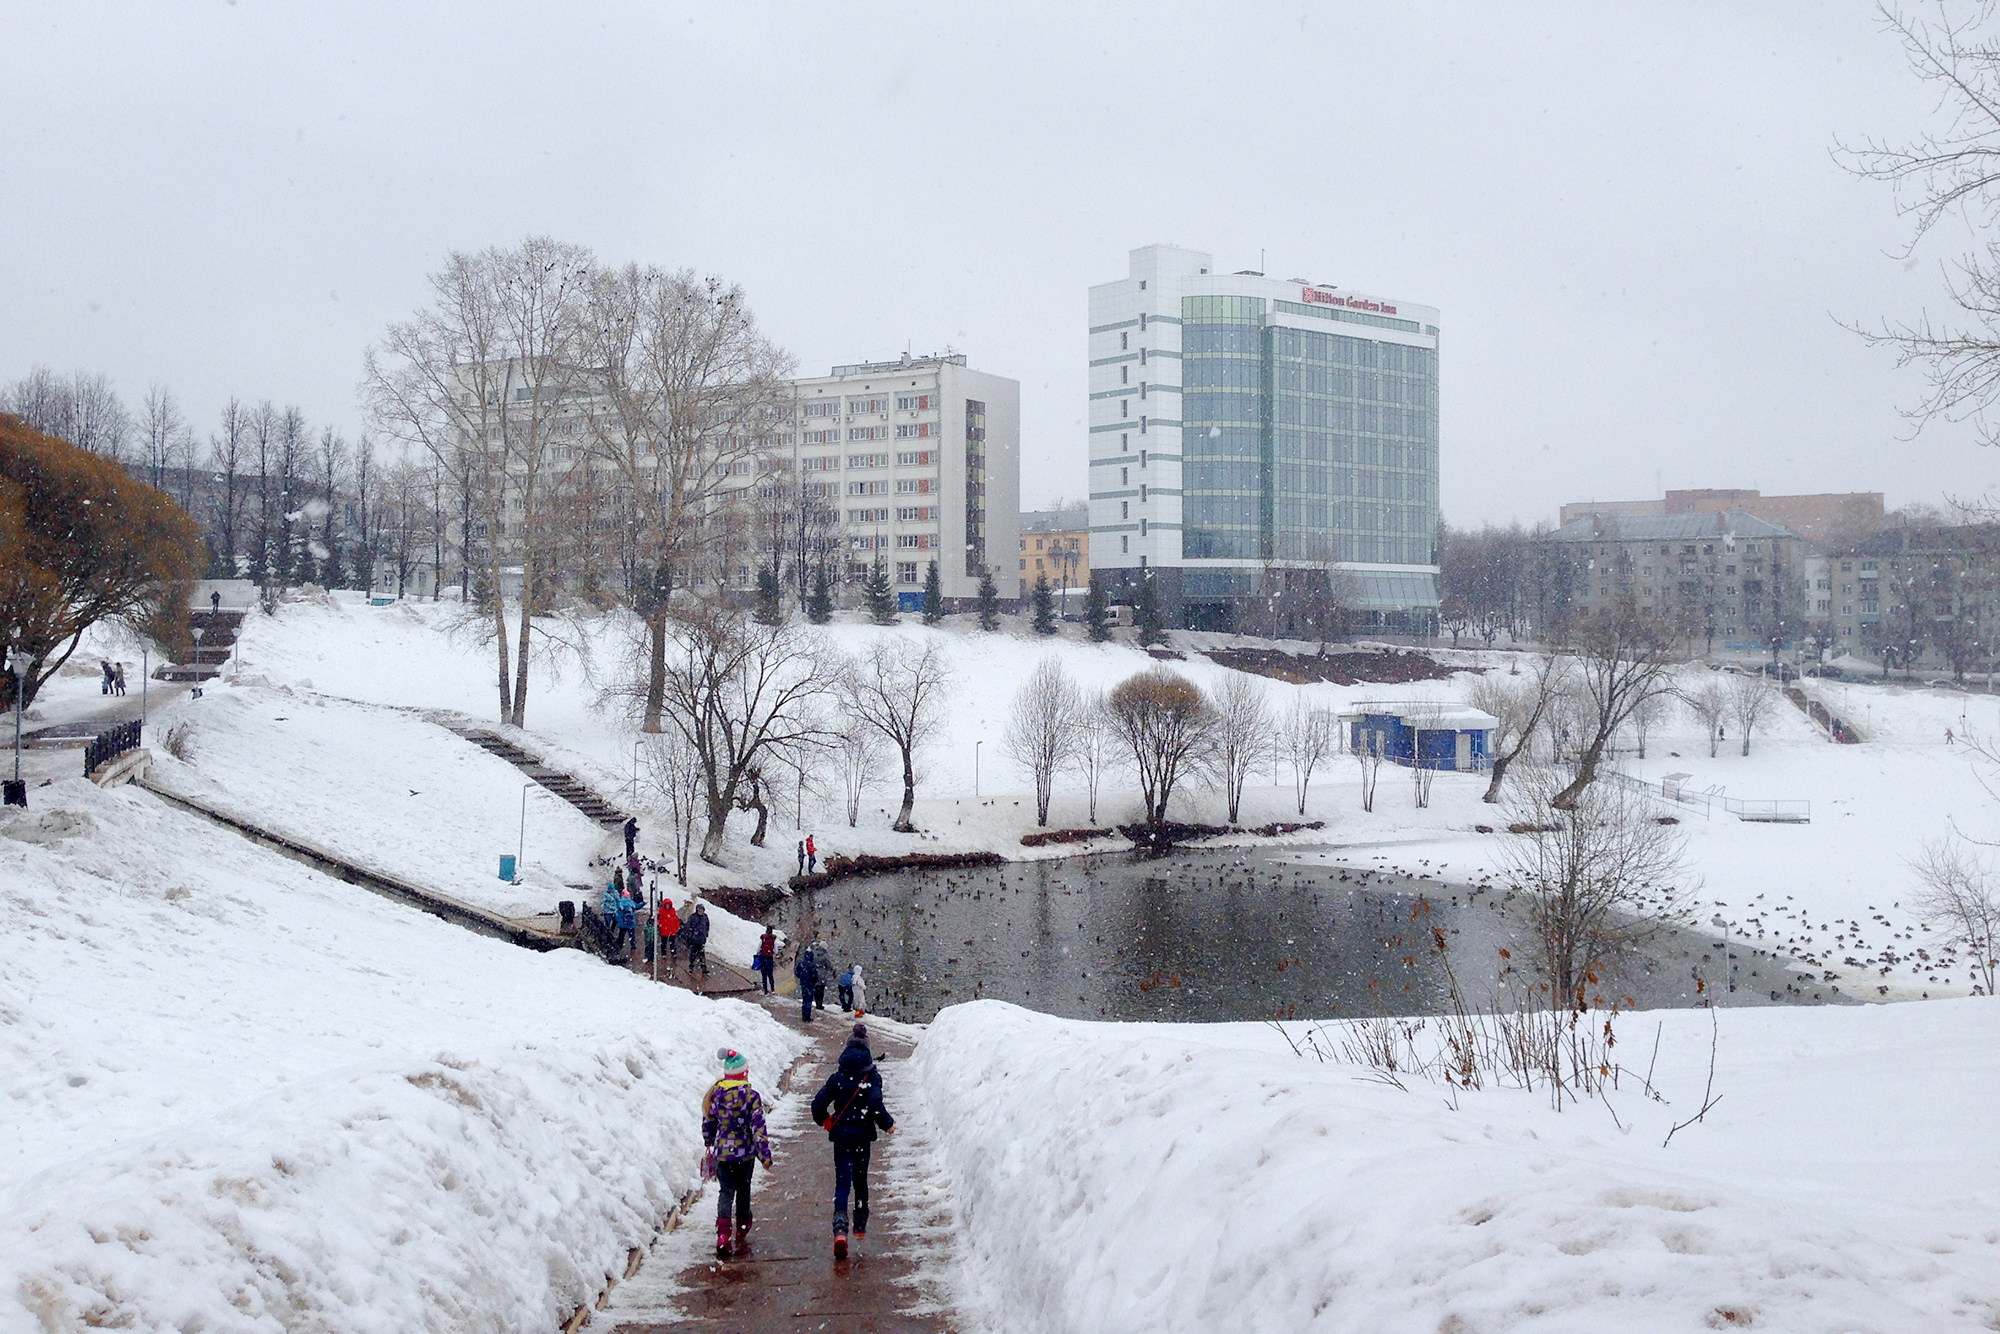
[83, 720, 142, 776]
[1601, 769, 1808, 823]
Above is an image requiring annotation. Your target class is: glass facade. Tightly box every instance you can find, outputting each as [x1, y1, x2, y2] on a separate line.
[1180, 296, 1439, 569]
[964, 399, 987, 575]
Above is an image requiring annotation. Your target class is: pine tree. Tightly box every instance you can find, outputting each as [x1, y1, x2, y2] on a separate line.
[321, 542, 344, 591]
[864, 557, 898, 624]
[754, 566, 784, 624]
[1134, 577, 1165, 646]
[1031, 572, 1057, 635]
[977, 565, 1000, 631]
[1085, 578, 1111, 642]
[921, 560, 944, 625]
[806, 566, 833, 624]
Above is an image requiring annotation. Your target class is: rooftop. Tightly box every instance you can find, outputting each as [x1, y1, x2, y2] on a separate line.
[1551, 508, 1800, 543]
[825, 351, 967, 377]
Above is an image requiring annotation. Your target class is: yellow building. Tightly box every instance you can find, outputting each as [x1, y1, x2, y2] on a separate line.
[1018, 511, 1090, 592]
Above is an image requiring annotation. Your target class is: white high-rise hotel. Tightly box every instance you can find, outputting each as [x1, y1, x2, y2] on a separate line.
[788, 353, 1019, 605]
[1089, 244, 1442, 631]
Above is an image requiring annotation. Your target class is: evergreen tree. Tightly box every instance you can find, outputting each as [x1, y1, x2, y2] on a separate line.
[864, 556, 898, 624]
[321, 542, 344, 591]
[977, 565, 1000, 631]
[1031, 572, 1057, 635]
[806, 566, 833, 624]
[1085, 578, 1111, 642]
[921, 560, 944, 625]
[754, 566, 784, 624]
[1134, 576, 1165, 646]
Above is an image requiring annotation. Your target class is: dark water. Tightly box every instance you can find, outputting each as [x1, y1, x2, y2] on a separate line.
[770, 846, 1846, 1025]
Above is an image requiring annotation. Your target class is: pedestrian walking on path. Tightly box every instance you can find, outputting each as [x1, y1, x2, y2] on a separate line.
[811, 939, 832, 1011]
[100, 660, 114, 695]
[797, 839, 807, 876]
[1947, 727, 1956, 745]
[850, 964, 868, 1017]
[701, 1048, 774, 1260]
[209, 590, 221, 613]
[623, 815, 639, 860]
[113, 663, 126, 696]
[806, 833, 817, 873]
[756, 926, 778, 994]
[598, 879, 623, 955]
[615, 886, 639, 959]
[809, 1023, 895, 1258]
[795, 944, 821, 1023]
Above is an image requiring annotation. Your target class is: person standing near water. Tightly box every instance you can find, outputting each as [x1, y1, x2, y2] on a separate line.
[809, 1023, 895, 1258]
[702, 1048, 774, 1259]
[795, 944, 820, 1023]
[756, 926, 778, 994]
[850, 964, 868, 1017]
[806, 834, 817, 873]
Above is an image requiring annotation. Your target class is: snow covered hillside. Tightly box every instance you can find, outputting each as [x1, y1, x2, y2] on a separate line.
[918, 1000, 2000, 1334]
[0, 777, 801, 1333]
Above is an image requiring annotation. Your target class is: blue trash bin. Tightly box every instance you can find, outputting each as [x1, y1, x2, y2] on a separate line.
[498, 854, 517, 881]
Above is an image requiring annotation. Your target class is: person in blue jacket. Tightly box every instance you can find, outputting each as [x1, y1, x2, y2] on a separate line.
[614, 886, 639, 959]
[808, 1024, 896, 1257]
[598, 879, 623, 954]
[794, 943, 820, 1023]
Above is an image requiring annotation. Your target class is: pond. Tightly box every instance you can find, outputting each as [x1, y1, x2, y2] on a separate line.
[768, 845, 1846, 1025]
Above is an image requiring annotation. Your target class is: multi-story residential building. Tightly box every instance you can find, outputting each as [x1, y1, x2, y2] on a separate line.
[1821, 524, 2000, 675]
[1543, 509, 1808, 650]
[786, 352, 1020, 607]
[1560, 489, 1886, 548]
[1018, 507, 1090, 593]
[1087, 244, 1442, 632]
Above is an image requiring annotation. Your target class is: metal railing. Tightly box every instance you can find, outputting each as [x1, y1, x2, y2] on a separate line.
[83, 720, 141, 776]
[1601, 769, 1808, 823]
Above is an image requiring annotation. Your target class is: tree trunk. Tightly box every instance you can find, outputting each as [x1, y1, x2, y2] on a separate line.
[894, 746, 916, 832]
[1708, 728, 1719, 759]
[510, 556, 534, 728]
[1550, 742, 1605, 810]
[492, 588, 513, 724]
[644, 608, 668, 733]
[700, 793, 730, 864]
[1482, 752, 1514, 803]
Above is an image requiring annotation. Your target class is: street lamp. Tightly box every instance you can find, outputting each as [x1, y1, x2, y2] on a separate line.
[190, 626, 205, 700]
[516, 780, 537, 884]
[974, 739, 983, 798]
[6, 635, 34, 808]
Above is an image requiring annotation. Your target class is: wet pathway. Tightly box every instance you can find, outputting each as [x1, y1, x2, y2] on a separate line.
[602, 1008, 963, 1333]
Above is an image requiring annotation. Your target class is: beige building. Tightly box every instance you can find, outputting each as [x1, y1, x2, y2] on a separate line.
[1559, 489, 1885, 548]
[1019, 508, 1090, 592]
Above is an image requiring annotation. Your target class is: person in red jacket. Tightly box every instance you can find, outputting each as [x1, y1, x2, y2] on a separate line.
[659, 897, 682, 968]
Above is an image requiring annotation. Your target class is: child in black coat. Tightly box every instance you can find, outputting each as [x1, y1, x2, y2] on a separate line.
[808, 1024, 896, 1256]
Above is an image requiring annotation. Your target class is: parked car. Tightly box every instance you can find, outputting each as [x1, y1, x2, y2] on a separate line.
[1716, 662, 1745, 675]
[1926, 679, 1964, 691]
[1760, 663, 1799, 682]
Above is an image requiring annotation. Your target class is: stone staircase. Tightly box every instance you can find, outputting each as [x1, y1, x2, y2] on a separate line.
[158, 609, 247, 682]
[446, 726, 630, 828]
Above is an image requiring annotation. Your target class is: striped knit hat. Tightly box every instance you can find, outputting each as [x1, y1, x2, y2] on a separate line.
[717, 1047, 747, 1077]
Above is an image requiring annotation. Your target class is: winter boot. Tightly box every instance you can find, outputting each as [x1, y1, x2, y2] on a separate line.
[715, 1218, 732, 1260]
[833, 1220, 849, 1259]
[735, 1220, 752, 1254]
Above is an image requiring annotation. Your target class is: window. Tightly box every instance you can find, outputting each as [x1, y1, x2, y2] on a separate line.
[1122, 433, 1129, 449]
[895, 394, 933, 411]
[1841, 561, 1853, 572]
[1140, 416, 1147, 434]
[1121, 501, 1130, 519]
[1121, 331, 1128, 349]
[804, 481, 836, 498]
[848, 480, 888, 496]
[848, 427, 889, 442]
[1140, 519, 1148, 536]
[894, 423, 934, 439]
[514, 387, 531, 401]
[1140, 449, 1147, 469]
[895, 478, 933, 494]
[801, 454, 837, 471]
[1140, 313, 1147, 329]
[1121, 467, 1129, 485]
[1139, 484, 1148, 502]
[1121, 365, 1129, 384]
[1818, 599, 1831, 612]
[1747, 544, 1759, 554]
[1140, 348, 1147, 365]
[848, 396, 888, 414]
[898, 562, 919, 583]
[897, 449, 934, 465]
[896, 505, 934, 521]
[847, 507, 889, 523]
[1121, 535, 1129, 553]
[847, 452, 888, 468]
[802, 400, 836, 417]
[1120, 399, 1128, 418]
[896, 534, 934, 549]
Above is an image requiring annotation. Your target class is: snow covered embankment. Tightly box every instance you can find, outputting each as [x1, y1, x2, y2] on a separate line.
[917, 1000, 2000, 1334]
[0, 779, 801, 1332]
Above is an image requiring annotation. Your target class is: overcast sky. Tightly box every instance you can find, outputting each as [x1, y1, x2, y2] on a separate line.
[5, 1, 1995, 526]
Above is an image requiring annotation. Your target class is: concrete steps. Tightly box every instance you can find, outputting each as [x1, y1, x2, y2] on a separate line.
[446, 725, 631, 828]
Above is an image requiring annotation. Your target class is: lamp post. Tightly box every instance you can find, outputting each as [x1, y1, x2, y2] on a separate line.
[631, 737, 642, 801]
[190, 626, 205, 699]
[140, 647, 149, 735]
[6, 636, 33, 808]
[516, 780, 536, 884]
[974, 739, 983, 798]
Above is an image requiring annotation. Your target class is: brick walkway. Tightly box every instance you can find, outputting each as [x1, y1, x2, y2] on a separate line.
[600, 1006, 961, 1333]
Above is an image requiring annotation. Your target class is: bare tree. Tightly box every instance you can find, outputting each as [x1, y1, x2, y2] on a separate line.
[659, 607, 836, 863]
[1910, 836, 2000, 995]
[1004, 657, 1082, 826]
[209, 399, 249, 578]
[1352, 723, 1385, 813]
[1628, 689, 1669, 761]
[836, 719, 884, 828]
[1280, 698, 1338, 815]
[1107, 668, 1214, 826]
[1837, 5, 2000, 446]
[1406, 703, 1443, 809]
[641, 729, 705, 887]
[1209, 672, 1272, 824]
[5, 367, 130, 460]
[1499, 767, 1691, 1005]
[1726, 672, 1778, 756]
[842, 638, 955, 832]
[1070, 690, 1117, 825]
[1548, 612, 1681, 808]
[316, 426, 347, 587]
[1679, 676, 1730, 759]
[138, 383, 185, 493]
[1468, 660, 1560, 803]
[577, 264, 794, 731]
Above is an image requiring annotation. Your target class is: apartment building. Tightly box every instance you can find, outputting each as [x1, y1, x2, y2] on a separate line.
[1019, 507, 1090, 593]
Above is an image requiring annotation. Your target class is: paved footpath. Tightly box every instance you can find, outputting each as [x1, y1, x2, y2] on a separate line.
[601, 1006, 964, 1333]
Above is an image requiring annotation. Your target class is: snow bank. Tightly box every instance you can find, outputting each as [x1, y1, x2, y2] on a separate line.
[918, 999, 2000, 1333]
[0, 778, 803, 1332]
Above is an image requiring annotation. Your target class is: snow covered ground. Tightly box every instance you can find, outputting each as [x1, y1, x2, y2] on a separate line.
[0, 776, 802, 1333]
[917, 999, 2000, 1334]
